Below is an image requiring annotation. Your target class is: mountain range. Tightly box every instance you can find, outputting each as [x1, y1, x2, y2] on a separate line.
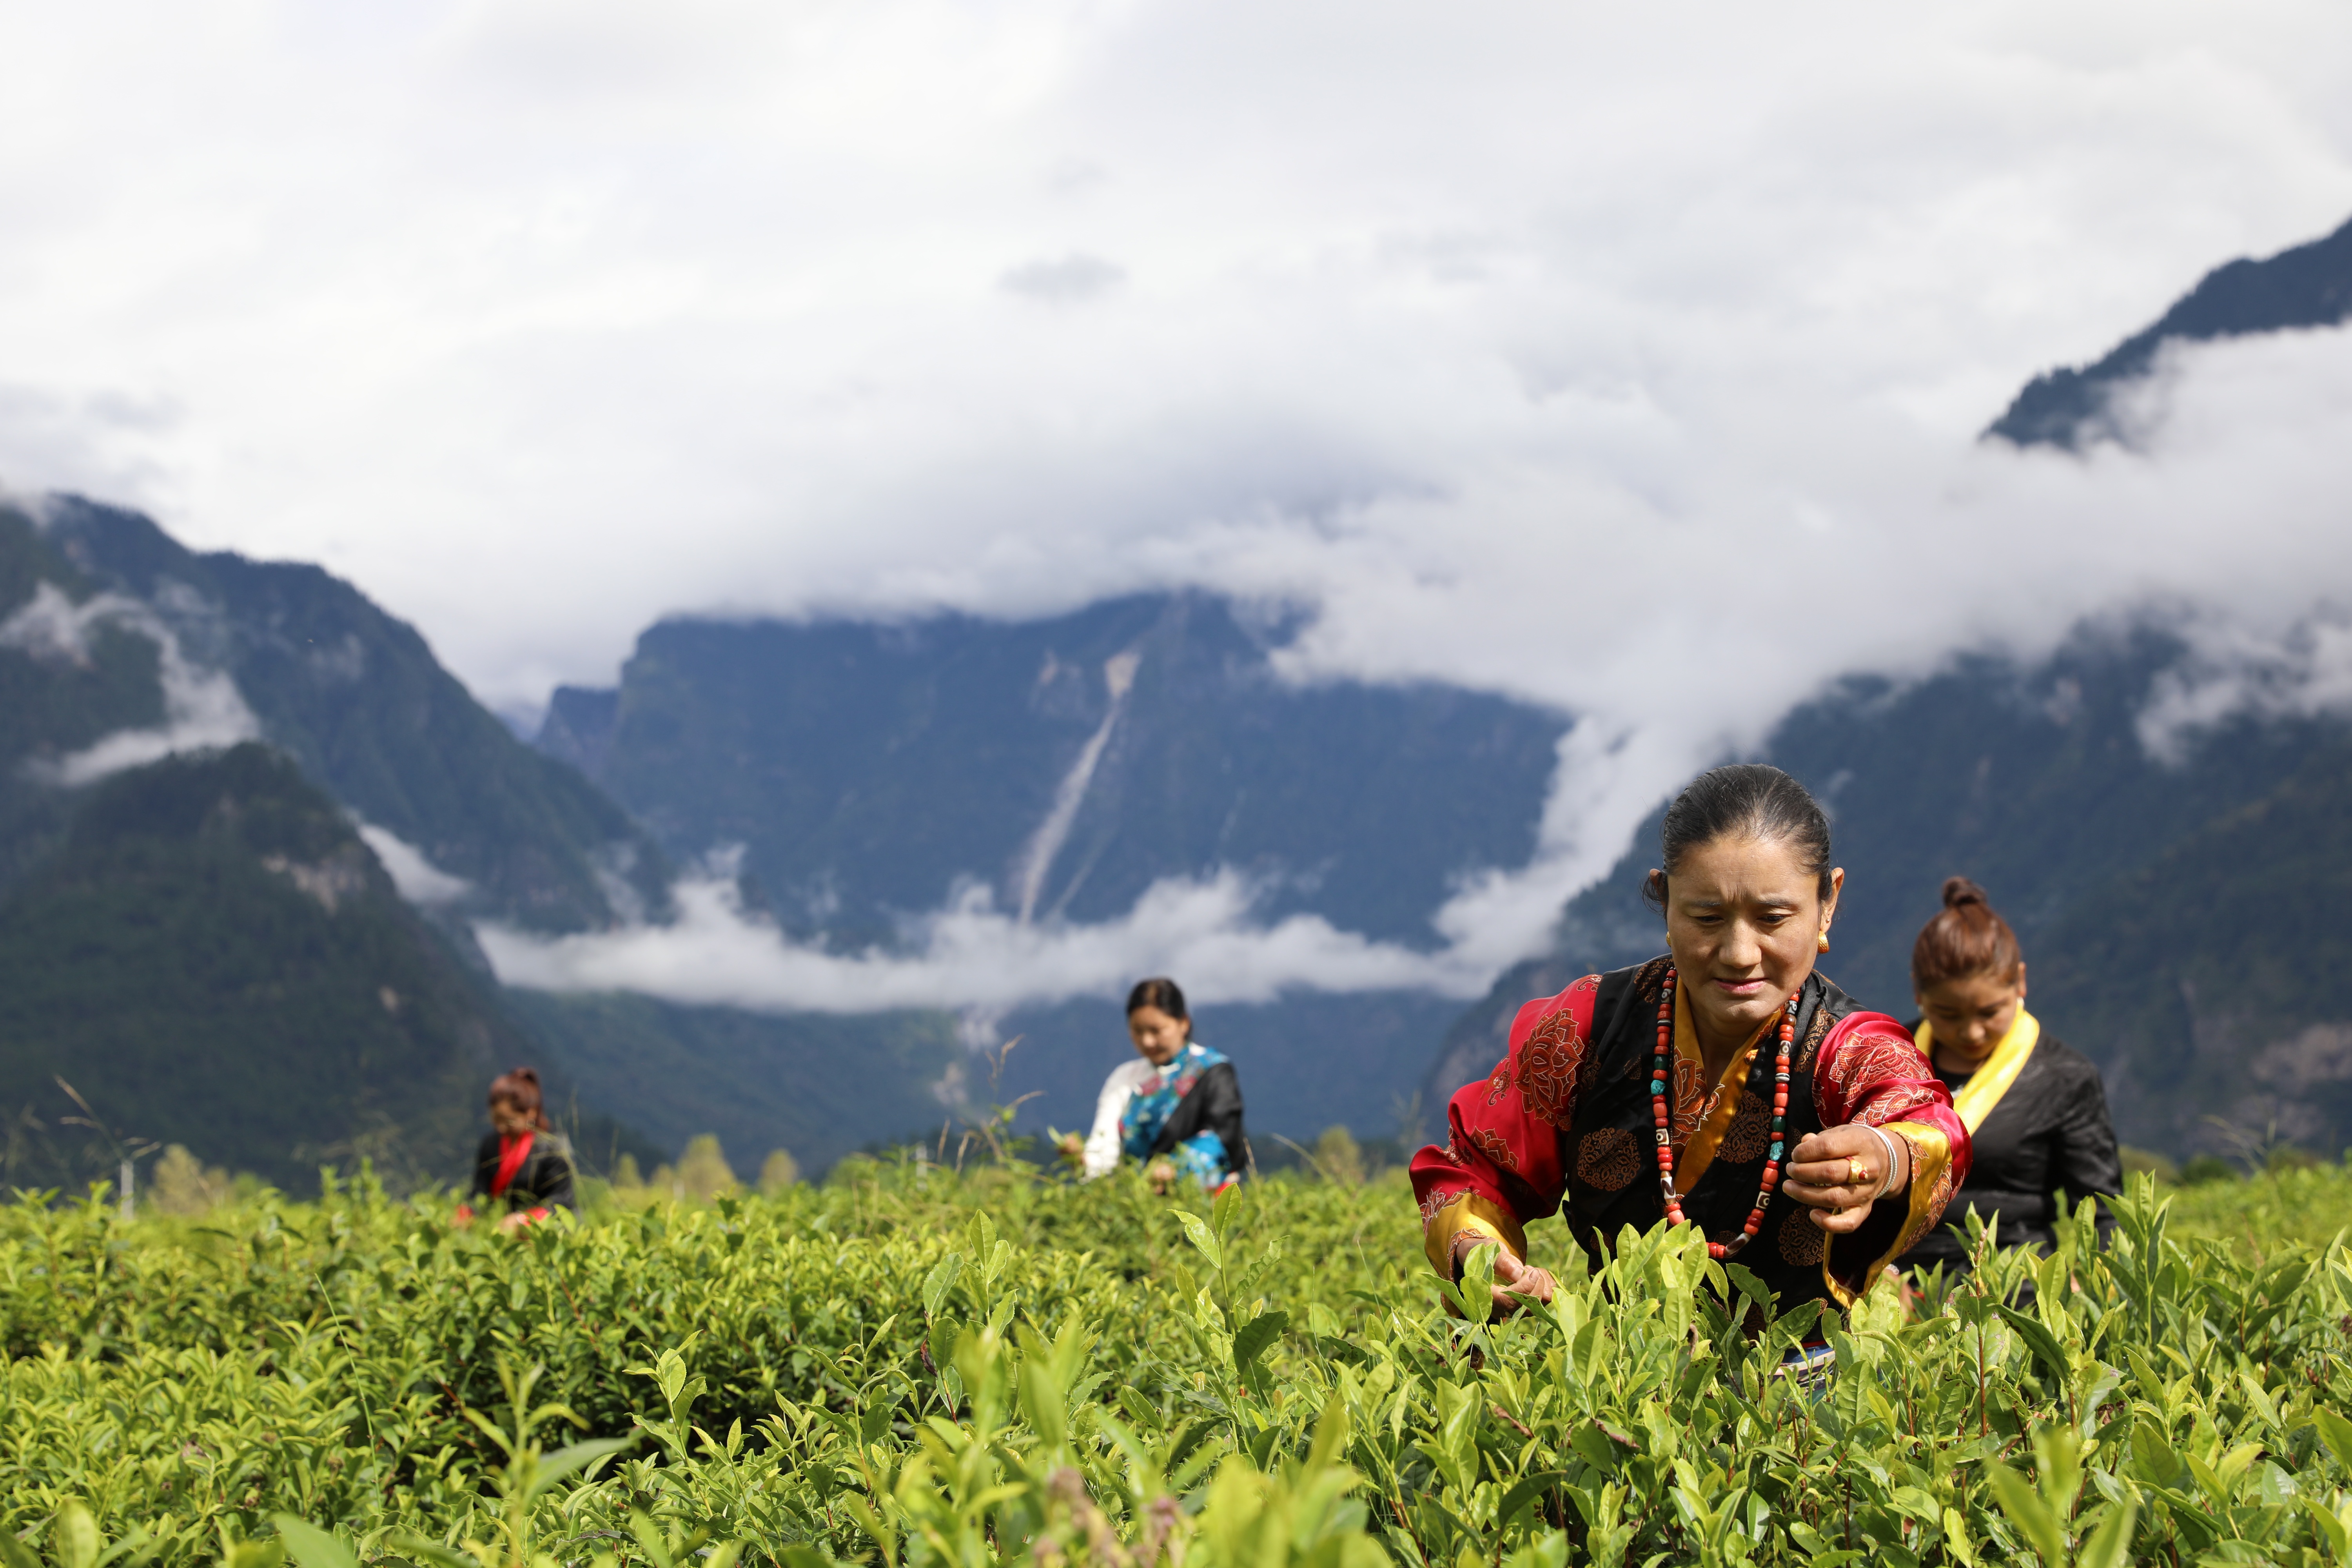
[2, 207, 2348, 1188]
[533, 595, 1567, 1143]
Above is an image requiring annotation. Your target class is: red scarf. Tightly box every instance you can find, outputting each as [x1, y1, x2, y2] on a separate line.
[491, 1131, 535, 1197]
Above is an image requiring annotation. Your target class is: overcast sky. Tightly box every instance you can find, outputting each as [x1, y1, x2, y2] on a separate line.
[5, 0, 2352, 1009]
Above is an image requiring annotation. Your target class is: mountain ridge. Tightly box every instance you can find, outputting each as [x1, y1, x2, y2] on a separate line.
[34, 495, 671, 933]
[1986, 211, 2352, 450]
[541, 593, 1568, 948]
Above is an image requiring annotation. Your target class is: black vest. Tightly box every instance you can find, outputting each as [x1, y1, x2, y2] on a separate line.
[1561, 959, 1863, 1311]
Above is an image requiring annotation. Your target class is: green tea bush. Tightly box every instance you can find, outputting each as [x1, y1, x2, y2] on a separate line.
[8, 1159, 2352, 1566]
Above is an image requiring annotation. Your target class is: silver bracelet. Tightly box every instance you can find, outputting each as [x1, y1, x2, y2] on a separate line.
[1862, 1123, 1902, 1200]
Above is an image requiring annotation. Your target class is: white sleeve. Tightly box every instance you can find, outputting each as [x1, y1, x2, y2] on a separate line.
[1082, 1062, 1152, 1180]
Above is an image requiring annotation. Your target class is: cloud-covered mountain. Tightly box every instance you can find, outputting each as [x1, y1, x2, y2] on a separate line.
[31, 496, 670, 933]
[0, 499, 976, 1182]
[540, 594, 1564, 947]
[1987, 211, 2352, 451]
[9, 180, 2350, 1176]
[526, 594, 1570, 1142]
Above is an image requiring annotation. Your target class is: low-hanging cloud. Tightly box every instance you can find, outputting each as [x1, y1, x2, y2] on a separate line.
[356, 822, 476, 906]
[0, 583, 260, 785]
[481, 866, 1491, 1014]
[3, 1, 2352, 1014]
[2136, 608, 2352, 763]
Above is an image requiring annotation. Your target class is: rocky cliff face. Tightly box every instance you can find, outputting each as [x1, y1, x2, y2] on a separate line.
[543, 593, 1567, 948]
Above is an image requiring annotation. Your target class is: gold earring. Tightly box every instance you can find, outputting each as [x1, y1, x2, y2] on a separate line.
[1817, 930, 1831, 953]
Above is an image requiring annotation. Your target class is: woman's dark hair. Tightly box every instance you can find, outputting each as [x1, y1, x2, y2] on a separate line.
[1911, 877, 2023, 989]
[1126, 977, 1189, 1024]
[1641, 764, 1835, 913]
[487, 1067, 551, 1132]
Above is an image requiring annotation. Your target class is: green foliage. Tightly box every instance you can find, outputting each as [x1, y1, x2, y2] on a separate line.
[11, 1162, 2352, 1566]
[2158, 1159, 2352, 1254]
[2185, 1154, 2245, 1187]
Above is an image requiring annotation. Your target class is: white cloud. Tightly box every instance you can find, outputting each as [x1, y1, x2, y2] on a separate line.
[2, 1, 2351, 1010]
[0, 584, 261, 785]
[356, 822, 476, 905]
[1000, 253, 1125, 305]
[480, 868, 1490, 1014]
[2135, 608, 2352, 763]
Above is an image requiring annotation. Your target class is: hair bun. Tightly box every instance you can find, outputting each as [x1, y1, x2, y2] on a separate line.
[1940, 876, 1989, 910]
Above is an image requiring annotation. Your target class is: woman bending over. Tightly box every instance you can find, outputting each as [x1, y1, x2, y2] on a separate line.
[1061, 978, 1249, 1193]
[1899, 878, 2119, 1281]
[1411, 764, 1972, 1316]
[456, 1067, 576, 1230]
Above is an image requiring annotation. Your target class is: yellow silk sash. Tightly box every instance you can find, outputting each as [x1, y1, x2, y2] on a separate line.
[1919, 1008, 2040, 1134]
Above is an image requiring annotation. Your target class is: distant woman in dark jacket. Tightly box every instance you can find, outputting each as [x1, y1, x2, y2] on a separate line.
[1900, 879, 2120, 1279]
[1058, 978, 1250, 1193]
[455, 1067, 576, 1230]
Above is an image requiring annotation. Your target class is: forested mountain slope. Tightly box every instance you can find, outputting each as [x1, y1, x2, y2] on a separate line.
[0, 745, 662, 1191]
[0, 501, 967, 1183]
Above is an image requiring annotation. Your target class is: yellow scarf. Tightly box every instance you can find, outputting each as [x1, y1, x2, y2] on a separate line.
[1919, 1007, 2040, 1133]
[1670, 984, 1771, 1195]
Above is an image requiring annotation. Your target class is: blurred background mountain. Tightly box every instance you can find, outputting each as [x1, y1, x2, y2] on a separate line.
[3, 209, 2349, 1190]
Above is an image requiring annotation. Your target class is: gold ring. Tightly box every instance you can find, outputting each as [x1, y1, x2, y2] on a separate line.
[1847, 1154, 1866, 1185]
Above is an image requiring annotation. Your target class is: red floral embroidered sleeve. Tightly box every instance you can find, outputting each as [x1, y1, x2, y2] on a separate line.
[1407, 975, 1601, 1277]
[1811, 1014, 1973, 1305]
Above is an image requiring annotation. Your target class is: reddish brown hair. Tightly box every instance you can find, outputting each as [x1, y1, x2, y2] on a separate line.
[1911, 878, 2023, 989]
[487, 1067, 551, 1132]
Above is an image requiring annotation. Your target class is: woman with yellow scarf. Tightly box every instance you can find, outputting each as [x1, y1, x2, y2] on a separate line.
[1899, 878, 2120, 1281]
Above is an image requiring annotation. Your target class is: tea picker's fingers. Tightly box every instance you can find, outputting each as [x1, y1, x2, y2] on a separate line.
[1805, 1200, 1873, 1234]
[1491, 1265, 1556, 1311]
[1784, 1124, 1885, 1212]
[1490, 1249, 1556, 1309]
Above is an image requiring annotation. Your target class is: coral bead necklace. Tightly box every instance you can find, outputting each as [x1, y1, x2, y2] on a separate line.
[1653, 967, 1794, 1261]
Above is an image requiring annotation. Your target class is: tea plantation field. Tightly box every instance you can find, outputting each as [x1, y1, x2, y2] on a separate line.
[8, 1160, 2352, 1568]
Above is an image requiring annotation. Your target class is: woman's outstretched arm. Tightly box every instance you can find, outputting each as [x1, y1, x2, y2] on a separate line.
[1408, 979, 1595, 1311]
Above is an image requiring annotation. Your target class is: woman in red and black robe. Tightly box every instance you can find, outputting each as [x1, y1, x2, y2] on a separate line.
[1411, 765, 1971, 1316]
[456, 1067, 575, 1230]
